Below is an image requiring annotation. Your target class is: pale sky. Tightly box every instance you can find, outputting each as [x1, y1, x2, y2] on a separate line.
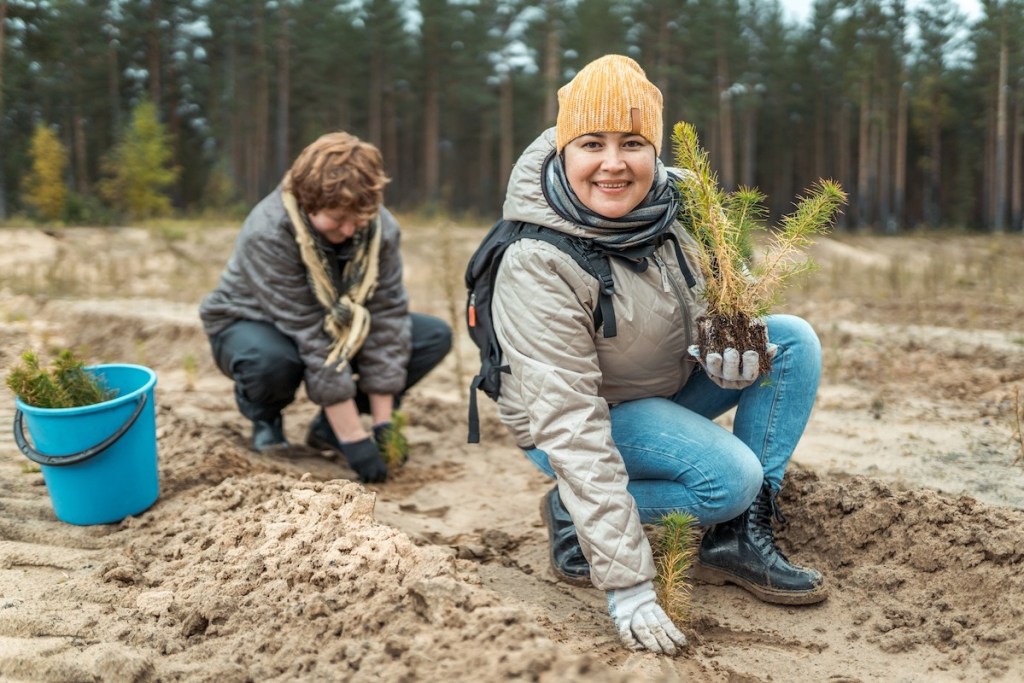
[779, 0, 983, 25]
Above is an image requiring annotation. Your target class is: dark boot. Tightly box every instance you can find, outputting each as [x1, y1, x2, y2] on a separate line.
[540, 487, 591, 587]
[252, 415, 289, 453]
[693, 481, 827, 605]
[305, 411, 342, 453]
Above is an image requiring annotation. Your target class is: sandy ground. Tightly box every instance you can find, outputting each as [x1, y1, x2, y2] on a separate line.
[1, 224, 1023, 682]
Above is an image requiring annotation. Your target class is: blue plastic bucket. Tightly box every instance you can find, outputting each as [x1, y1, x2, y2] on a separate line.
[13, 364, 159, 525]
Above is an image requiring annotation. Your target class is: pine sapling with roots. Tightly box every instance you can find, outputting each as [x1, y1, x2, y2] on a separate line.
[672, 121, 847, 375]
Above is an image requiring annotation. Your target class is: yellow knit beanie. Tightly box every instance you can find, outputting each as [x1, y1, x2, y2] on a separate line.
[556, 54, 664, 155]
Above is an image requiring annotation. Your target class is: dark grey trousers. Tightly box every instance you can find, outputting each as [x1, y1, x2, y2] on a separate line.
[209, 313, 452, 422]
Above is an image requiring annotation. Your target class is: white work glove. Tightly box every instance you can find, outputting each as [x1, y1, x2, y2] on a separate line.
[688, 342, 777, 390]
[606, 580, 687, 654]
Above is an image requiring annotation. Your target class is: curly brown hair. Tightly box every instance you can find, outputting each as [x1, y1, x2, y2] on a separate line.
[285, 132, 390, 220]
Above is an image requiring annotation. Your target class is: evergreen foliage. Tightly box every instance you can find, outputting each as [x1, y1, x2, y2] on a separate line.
[1, 0, 1022, 228]
[672, 121, 847, 319]
[651, 511, 699, 626]
[98, 100, 180, 220]
[22, 123, 68, 222]
[378, 411, 409, 469]
[6, 350, 118, 409]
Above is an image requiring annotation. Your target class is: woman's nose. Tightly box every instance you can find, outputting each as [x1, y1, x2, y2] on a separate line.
[599, 149, 627, 171]
[338, 221, 358, 238]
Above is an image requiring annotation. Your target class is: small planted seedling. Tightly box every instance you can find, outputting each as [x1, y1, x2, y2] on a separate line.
[183, 353, 198, 392]
[6, 350, 118, 409]
[672, 121, 846, 374]
[378, 411, 409, 469]
[651, 510, 700, 626]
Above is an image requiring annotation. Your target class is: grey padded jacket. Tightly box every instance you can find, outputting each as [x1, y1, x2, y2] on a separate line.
[492, 128, 708, 591]
[199, 187, 412, 406]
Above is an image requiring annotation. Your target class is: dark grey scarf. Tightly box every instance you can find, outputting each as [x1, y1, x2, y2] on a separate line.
[542, 151, 679, 252]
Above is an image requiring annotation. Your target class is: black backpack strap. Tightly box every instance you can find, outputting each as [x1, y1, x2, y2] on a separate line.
[585, 251, 617, 338]
[663, 232, 698, 288]
[468, 374, 484, 444]
[519, 225, 618, 339]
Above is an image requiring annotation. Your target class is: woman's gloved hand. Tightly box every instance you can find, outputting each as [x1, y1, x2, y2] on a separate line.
[688, 343, 777, 390]
[606, 580, 687, 654]
[338, 438, 388, 483]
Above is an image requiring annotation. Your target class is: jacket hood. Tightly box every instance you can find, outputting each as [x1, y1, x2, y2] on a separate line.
[501, 128, 581, 234]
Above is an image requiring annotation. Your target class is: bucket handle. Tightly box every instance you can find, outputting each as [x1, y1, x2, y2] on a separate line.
[13, 392, 149, 467]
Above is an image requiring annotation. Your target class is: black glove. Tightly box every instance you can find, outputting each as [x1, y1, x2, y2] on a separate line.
[373, 421, 409, 464]
[339, 437, 388, 483]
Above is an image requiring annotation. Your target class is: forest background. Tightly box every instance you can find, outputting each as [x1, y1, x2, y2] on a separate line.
[1, 0, 1023, 233]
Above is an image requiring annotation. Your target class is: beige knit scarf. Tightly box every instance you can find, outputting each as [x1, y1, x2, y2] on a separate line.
[282, 189, 381, 371]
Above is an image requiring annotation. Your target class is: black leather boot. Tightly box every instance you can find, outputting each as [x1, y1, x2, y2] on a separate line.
[540, 487, 591, 586]
[305, 410, 342, 453]
[694, 481, 827, 605]
[252, 415, 289, 453]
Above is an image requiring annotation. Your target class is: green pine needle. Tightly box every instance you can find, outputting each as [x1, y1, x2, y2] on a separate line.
[379, 410, 409, 469]
[5, 349, 117, 409]
[652, 511, 700, 626]
[672, 121, 847, 319]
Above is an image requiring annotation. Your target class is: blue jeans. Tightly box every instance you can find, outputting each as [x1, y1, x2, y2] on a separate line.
[523, 314, 821, 526]
[209, 313, 452, 421]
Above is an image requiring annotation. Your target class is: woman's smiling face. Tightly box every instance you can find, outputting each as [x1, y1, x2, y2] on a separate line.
[562, 132, 656, 219]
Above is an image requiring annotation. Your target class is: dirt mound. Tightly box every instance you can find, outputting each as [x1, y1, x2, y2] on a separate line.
[3, 226, 1024, 682]
[2, 406, 632, 683]
[781, 467, 1024, 677]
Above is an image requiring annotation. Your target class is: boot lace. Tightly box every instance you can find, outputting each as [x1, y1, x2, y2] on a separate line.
[749, 486, 790, 561]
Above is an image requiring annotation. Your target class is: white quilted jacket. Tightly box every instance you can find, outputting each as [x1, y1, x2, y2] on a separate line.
[492, 128, 708, 590]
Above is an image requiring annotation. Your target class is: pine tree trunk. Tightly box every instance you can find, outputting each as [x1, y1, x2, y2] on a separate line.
[383, 77, 399, 199]
[741, 104, 756, 188]
[422, 61, 440, 205]
[993, 40, 1008, 233]
[814, 93, 826, 180]
[836, 102, 851, 232]
[498, 76, 513, 206]
[275, 6, 290, 181]
[856, 79, 871, 229]
[478, 112, 493, 212]
[147, 0, 163, 105]
[228, 33, 244, 203]
[894, 80, 908, 232]
[542, 2, 560, 128]
[108, 38, 121, 137]
[877, 84, 892, 233]
[253, 1, 270, 198]
[718, 55, 734, 190]
[368, 46, 383, 151]
[1012, 92, 1022, 232]
[73, 113, 88, 195]
[925, 95, 942, 228]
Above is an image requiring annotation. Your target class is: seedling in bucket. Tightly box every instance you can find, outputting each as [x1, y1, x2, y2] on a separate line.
[7, 350, 160, 526]
[6, 350, 118, 408]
